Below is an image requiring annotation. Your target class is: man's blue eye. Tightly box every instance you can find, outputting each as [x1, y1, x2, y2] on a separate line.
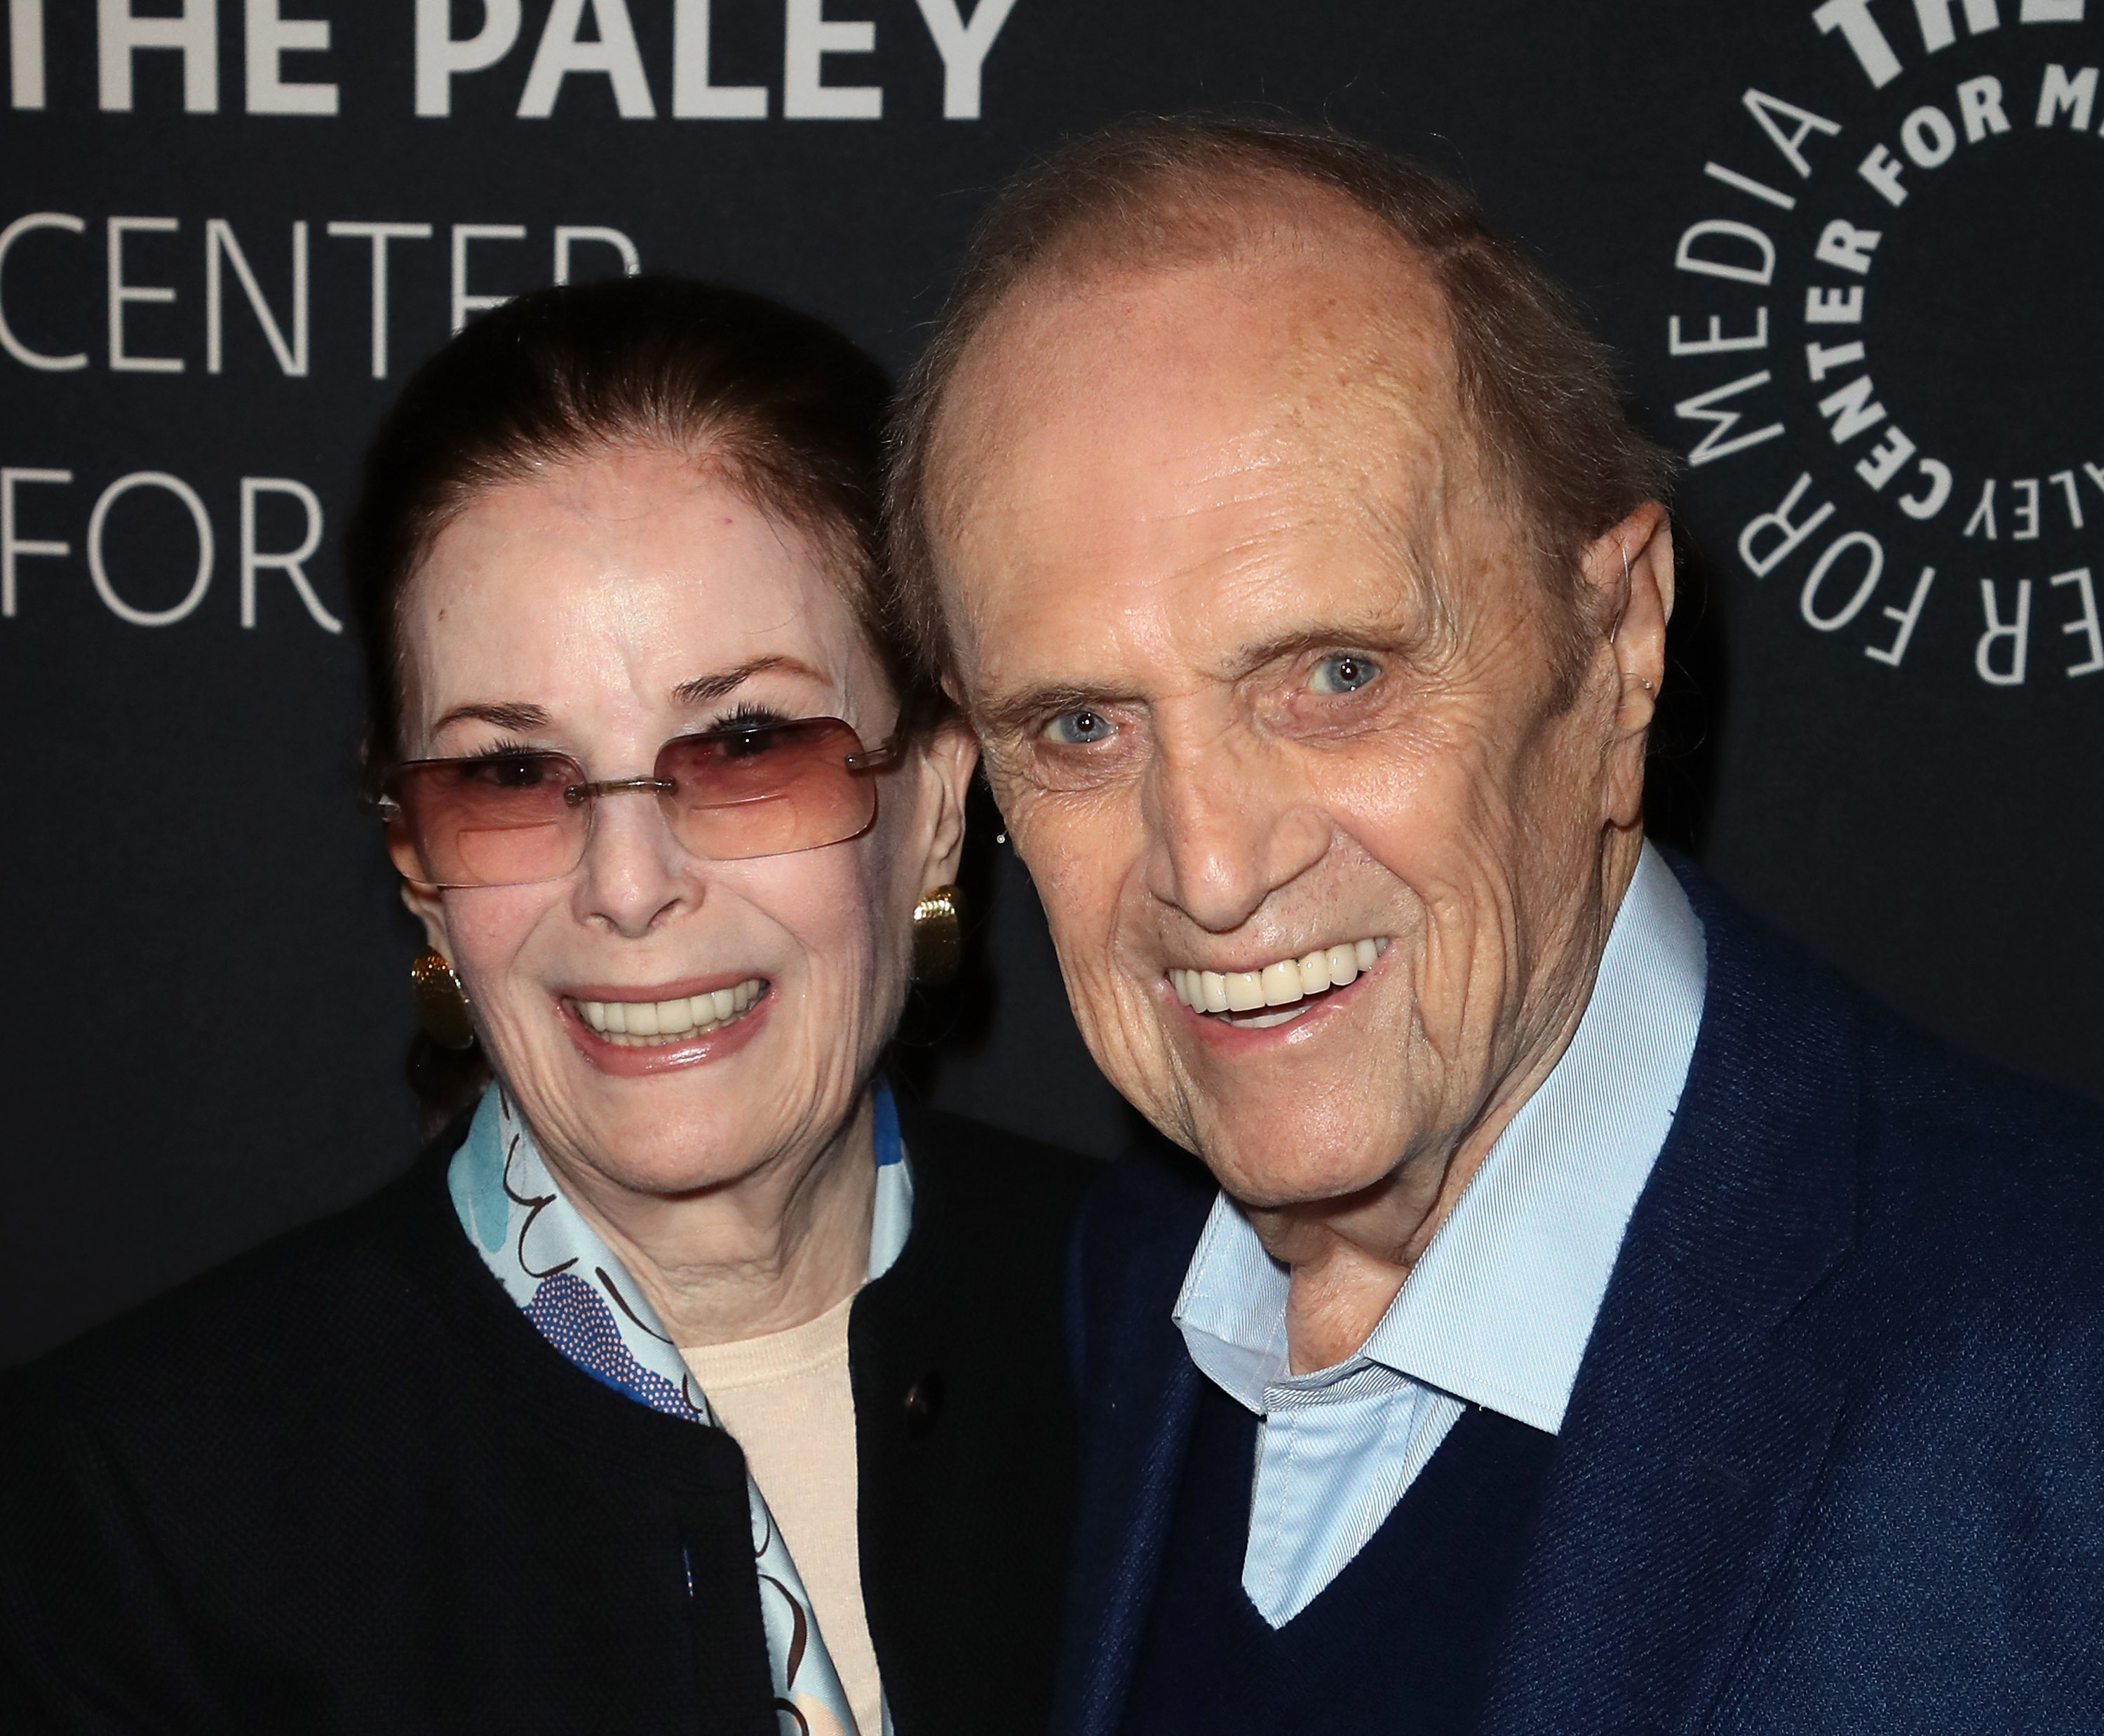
[1309, 653, 1379, 695]
[1046, 709, 1114, 746]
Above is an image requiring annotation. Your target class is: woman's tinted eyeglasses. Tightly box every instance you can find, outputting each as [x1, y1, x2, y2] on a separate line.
[379, 717, 903, 889]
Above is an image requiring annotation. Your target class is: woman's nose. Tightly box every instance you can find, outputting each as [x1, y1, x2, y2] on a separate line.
[572, 787, 696, 937]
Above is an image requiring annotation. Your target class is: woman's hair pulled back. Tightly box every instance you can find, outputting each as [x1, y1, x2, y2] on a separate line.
[346, 273, 917, 783]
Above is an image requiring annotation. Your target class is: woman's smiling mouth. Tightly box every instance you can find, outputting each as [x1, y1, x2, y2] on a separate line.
[567, 978, 769, 1047]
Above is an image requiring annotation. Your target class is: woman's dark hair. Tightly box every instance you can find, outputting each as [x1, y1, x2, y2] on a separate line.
[344, 274, 917, 1129]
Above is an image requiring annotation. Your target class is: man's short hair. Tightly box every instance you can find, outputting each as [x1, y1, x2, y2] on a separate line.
[884, 113, 1674, 697]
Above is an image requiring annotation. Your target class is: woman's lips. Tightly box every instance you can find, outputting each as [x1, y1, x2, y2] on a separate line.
[570, 976, 767, 1044]
[557, 976, 771, 1074]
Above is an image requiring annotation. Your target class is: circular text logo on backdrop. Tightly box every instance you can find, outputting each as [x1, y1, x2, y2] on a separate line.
[1661, 0, 2103, 692]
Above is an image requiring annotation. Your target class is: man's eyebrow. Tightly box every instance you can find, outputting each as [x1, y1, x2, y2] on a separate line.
[973, 682, 1129, 739]
[1227, 618, 1433, 680]
[429, 700, 551, 736]
[673, 655, 820, 706]
[1232, 626, 1380, 673]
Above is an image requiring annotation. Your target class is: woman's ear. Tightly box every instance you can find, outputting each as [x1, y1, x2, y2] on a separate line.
[397, 872, 454, 960]
[912, 716, 980, 889]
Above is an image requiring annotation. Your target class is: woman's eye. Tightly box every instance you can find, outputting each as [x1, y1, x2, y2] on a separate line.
[1044, 708, 1116, 746]
[466, 753, 555, 789]
[721, 727, 780, 760]
[1309, 653, 1380, 696]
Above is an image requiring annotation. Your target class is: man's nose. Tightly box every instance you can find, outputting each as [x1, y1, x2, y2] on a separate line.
[1142, 732, 1329, 934]
[572, 787, 696, 938]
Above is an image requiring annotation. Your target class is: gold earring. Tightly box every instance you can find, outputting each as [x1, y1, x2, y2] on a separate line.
[911, 884, 964, 986]
[410, 949, 477, 1051]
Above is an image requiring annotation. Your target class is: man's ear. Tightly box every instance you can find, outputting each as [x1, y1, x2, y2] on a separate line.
[1583, 501, 1675, 738]
[912, 716, 980, 891]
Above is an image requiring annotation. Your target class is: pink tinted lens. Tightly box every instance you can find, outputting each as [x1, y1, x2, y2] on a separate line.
[388, 753, 587, 887]
[656, 718, 878, 860]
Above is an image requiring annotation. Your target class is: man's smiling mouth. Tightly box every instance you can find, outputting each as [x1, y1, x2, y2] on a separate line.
[1168, 938, 1389, 1030]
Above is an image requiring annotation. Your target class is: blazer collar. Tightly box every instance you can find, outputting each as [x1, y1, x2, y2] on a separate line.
[1482, 859, 1859, 1734]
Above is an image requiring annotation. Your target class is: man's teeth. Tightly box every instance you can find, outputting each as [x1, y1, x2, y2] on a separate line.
[574, 978, 766, 1046]
[1168, 938, 1389, 1017]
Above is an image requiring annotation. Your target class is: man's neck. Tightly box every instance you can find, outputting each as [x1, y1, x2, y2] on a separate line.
[1251, 829, 1645, 1374]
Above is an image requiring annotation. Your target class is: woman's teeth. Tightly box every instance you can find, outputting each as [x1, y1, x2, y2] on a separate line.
[1168, 938, 1389, 1025]
[572, 978, 766, 1047]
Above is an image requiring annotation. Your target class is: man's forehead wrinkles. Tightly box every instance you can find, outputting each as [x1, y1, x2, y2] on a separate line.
[969, 552, 1213, 680]
[963, 465, 1344, 563]
[966, 378, 1443, 543]
[971, 367, 1401, 487]
[959, 445, 1448, 646]
[950, 236, 1456, 453]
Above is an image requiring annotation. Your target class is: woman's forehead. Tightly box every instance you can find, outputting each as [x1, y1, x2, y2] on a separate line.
[403, 457, 878, 729]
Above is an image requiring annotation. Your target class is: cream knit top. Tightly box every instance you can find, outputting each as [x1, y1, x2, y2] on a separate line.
[682, 1292, 882, 1736]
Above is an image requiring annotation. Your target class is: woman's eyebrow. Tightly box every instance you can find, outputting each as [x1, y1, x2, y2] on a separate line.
[673, 655, 823, 706]
[429, 700, 550, 736]
[424, 659, 824, 737]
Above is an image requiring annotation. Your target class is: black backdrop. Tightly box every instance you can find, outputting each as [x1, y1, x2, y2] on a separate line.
[4, 0, 2099, 1365]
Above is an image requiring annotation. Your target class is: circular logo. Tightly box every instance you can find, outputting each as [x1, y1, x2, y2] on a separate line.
[1661, 3, 2103, 692]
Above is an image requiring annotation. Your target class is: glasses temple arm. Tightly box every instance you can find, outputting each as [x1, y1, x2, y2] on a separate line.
[847, 734, 910, 774]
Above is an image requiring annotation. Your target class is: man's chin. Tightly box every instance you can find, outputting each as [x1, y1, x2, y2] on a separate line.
[1185, 1122, 1409, 1216]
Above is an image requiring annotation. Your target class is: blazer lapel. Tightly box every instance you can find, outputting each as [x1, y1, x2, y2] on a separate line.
[1483, 880, 1859, 1736]
[1054, 1155, 1213, 1736]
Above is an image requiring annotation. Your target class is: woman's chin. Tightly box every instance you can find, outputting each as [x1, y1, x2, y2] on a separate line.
[537, 1095, 778, 1200]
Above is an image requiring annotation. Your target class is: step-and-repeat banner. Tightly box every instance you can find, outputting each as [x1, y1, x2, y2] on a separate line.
[5, 0, 2098, 1360]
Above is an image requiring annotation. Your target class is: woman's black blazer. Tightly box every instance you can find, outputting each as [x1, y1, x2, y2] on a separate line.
[0, 1098, 1098, 1735]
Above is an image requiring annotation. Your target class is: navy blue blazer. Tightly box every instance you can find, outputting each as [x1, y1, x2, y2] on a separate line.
[1058, 863, 2104, 1735]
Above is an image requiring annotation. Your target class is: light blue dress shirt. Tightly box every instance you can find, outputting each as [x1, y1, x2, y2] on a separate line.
[1171, 843, 1708, 1627]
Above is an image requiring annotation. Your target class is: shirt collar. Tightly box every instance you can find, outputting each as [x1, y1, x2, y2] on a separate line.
[1173, 843, 1708, 1434]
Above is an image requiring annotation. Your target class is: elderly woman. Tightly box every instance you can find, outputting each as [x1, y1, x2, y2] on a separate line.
[0, 278, 1093, 1736]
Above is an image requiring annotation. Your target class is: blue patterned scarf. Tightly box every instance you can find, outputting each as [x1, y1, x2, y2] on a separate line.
[450, 1080, 912, 1736]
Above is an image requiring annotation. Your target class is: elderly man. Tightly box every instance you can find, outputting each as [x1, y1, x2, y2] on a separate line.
[889, 116, 2104, 1735]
